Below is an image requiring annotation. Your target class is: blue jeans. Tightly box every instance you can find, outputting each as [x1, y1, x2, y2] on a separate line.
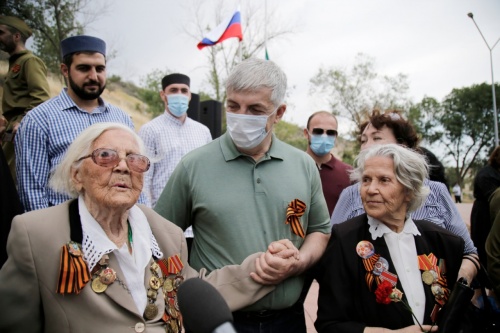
[232, 304, 307, 333]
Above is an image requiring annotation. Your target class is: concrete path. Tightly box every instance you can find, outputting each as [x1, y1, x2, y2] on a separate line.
[304, 202, 473, 332]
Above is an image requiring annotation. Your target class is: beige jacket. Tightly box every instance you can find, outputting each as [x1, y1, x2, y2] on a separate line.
[0, 201, 273, 333]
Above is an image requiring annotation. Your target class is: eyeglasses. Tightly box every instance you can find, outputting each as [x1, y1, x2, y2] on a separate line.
[311, 128, 338, 137]
[77, 148, 150, 173]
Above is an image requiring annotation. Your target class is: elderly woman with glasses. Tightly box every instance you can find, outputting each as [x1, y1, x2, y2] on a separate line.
[0, 122, 296, 333]
[316, 144, 465, 333]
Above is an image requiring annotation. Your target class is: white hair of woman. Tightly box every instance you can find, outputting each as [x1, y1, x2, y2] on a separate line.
[225, 58, 287, 108]
[49, 122, 146, 197]
[350, 143, 431, 213]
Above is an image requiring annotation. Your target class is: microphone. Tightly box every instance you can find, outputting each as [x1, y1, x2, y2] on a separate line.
[177, 278, 237, 333]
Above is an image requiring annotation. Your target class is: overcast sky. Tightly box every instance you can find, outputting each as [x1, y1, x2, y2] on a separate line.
[85, 0, 500, 131]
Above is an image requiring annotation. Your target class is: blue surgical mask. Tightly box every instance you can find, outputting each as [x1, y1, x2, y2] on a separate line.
[167, 94, 189, 117]
[309, 134, 335, 156]
[226, 109, 278, 149]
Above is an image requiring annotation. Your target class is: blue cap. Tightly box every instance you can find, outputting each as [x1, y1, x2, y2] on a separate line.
[60, 35, 106, 58]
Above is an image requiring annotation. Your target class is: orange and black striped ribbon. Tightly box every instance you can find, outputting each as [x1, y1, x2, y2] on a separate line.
[285, 199, 306, 238]
[56, 244, 90, 294]
[362, 253, 380, 290]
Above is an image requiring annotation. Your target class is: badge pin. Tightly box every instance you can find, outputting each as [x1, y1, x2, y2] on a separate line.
[356, 240, 375, 259]
[99, 267, 117, 285]
[372, 257, 389, 276]
[67, 241, 82, 257]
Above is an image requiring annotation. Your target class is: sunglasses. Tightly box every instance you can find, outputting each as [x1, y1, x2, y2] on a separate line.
[77, 148, 150, 173]
[311, 128, 338, 137]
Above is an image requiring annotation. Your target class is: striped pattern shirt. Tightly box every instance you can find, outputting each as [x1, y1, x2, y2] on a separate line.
[139, 112, 212, 208]
[330, 179, 477, 254]
[15, 89, 135, 212]
[139, 112, 212, 239]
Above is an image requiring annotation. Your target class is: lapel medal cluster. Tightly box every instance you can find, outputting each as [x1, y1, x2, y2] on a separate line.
[417, 253, 449, 307]
[356, 240, 450, 323]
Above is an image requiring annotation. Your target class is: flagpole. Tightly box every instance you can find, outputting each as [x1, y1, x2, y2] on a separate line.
[264, 0, 268, 60]
[239, 42, 242, 62]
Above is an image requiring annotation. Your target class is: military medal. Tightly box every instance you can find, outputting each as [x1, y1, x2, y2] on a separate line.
[99, 267, 117, 285]
[422, 269, 437, 285]
[164, 277, 174, 292]
[67, 241, 82, 256]
[144, 303, 159, 320]
[170, 319, 179, 333]
[372, 257, 389, 276]
[431, 283, 445, 300]
[149, 276, 161, 290]
[91, 277, 108, 293]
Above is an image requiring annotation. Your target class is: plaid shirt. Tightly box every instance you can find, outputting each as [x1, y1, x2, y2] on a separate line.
[139, 112, 212, 208]
[15, 89, 136, 212]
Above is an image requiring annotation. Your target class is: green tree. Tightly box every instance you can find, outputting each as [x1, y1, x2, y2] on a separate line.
[274, 121, 307, 151]
[310, 53, 411, 131]
[408, 96, 443, 143]
[2, 0, 108, 74]
[138, 68, 170, 117]
[414, 83, 498, 185]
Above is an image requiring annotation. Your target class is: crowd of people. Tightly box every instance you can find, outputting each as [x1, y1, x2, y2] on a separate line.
[0, 15, 498, 333]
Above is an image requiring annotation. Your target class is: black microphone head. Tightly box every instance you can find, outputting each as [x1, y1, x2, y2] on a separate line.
[177, 278, 234, 333]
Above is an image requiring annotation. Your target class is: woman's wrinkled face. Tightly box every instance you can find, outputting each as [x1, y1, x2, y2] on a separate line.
[360, 156, 410, 223]
[360, 124, 397, 150]
[72, 129, 144, 210]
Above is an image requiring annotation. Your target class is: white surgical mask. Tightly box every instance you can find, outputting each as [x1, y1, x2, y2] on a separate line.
[226, 109, 278, 149]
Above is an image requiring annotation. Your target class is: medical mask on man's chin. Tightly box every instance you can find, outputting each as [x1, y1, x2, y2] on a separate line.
[226, 109, 277, 149]
[167, 94, 189, 117]
[310, 134, 335, 156]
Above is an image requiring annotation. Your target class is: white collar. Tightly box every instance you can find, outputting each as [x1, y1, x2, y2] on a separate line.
[367, 215, 421, 240]
[78, 196, 163, 271]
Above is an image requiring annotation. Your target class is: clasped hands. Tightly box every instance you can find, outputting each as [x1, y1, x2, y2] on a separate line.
[250, 239, 302, 285]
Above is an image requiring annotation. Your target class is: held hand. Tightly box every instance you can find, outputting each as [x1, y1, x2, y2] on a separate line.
[250, 239, 300, 285]
[267, 239, 300, 260]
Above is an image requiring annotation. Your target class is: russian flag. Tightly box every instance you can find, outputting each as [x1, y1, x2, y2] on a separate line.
[197, 10, 243, 50]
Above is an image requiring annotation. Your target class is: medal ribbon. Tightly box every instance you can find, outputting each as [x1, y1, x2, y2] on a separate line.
[285, 199, 306, 238]
[380, 271, 398, 286]
[158, 254, 184, 276]
[56, 243, 90, 294]
[362, 253, 380, 290]
[418, 253, 450, 305]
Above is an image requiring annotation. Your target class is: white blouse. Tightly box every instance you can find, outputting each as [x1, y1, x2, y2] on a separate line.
[79, 196, 163, 314]
[368, 216, 426, 325]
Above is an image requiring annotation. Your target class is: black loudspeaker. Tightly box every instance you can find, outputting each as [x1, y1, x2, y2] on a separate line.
[187, 93, 200, 121]
[199, 100, 222, 139]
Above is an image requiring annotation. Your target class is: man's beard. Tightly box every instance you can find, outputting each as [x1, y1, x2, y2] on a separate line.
[0, 36, 16, 54]
[68, 73, 106, 100]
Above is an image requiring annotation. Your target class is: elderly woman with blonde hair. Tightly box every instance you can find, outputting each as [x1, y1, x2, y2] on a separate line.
[316, 144, 465, 333]
[0, 122, 296, 333]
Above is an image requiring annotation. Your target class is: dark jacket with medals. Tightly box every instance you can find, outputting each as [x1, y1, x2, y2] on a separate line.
[315, 214, 464, 333]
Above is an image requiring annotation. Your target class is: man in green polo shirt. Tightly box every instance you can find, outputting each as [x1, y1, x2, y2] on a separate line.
[0, 16, 50, 182]
[155, 58, 331, 333]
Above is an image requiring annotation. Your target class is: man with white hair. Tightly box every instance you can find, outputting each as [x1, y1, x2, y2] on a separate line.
[155, 58, 331, 332]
